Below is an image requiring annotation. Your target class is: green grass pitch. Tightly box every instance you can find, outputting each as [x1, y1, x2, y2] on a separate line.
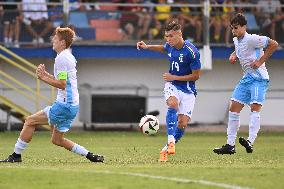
[0, 131, 283, 189]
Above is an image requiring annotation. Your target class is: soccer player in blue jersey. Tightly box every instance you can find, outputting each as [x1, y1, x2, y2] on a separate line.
[213, 13, 278, 155]
[0, 27, 104, 163]
[137, 20, 201, 162]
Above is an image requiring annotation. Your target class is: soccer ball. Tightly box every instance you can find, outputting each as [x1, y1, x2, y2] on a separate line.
[139, 115, 159, 135]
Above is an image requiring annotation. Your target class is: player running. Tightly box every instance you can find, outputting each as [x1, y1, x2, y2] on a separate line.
[0, 27, 104, 163]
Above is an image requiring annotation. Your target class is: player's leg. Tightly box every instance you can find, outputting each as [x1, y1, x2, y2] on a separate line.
[213, 80, 250, 154]
[213, 100, 244, 155]
[174, 92, 195, 144]
[175, 115, 190, 143]
[50, 127, 104, 163]
[160, 83, 179, 161]
[0, 110, 48, 163]
[239, 80, 269, 153]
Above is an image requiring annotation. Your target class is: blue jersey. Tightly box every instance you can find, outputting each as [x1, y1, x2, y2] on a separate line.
[164, 40, 201, 95]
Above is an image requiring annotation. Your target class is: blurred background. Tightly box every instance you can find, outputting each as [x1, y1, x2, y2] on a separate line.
[0, 0, 283, 131]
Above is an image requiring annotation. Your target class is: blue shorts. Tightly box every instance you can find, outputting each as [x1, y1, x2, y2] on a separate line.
[43, 102, 79, 132]
[231, 75, 269, 105]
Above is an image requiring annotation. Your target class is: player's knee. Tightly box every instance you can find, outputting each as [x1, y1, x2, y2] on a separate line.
[178, 120, 187, 129]
[167, 99, 178, 109]
[24, 116, 36, 127]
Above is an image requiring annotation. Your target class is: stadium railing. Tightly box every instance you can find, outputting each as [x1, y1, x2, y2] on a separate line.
[0, 1, 283, 48]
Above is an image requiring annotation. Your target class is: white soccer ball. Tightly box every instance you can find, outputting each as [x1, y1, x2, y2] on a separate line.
[139, 115, 159, 135]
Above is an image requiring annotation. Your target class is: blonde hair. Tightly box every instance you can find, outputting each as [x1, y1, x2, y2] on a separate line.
[55, 27, 76, 49]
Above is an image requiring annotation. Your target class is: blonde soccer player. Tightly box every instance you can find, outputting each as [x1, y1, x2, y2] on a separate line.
[0, 27, 104, 163]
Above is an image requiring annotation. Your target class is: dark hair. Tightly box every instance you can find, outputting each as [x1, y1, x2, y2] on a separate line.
[230, 13, 247, 26]
[165, 20, 181, 32]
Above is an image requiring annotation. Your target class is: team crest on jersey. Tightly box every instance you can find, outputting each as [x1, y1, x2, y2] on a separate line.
[179, 54, 184, 62]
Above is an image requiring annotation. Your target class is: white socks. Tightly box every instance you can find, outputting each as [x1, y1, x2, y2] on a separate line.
[248, 111, 260, 144]
[168, 135, 175, 144]
[227, 111, 240, 146]
[71, 144, 89, 156]
[14, 138, 28, 154]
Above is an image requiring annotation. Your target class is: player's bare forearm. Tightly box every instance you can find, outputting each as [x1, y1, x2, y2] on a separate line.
[163, 70, 200, 82]
[146, 45, 165, 53]
[39, 75, 66, 90]
[259, 39, 278, 65]
[44, 71, 55, 79]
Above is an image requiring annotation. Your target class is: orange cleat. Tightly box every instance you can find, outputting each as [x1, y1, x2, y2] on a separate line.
[167, 142, 175, 155]
[159, 151, 168, 162]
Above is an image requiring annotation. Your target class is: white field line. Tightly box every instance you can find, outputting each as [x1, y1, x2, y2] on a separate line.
[0, 166, 252, 189]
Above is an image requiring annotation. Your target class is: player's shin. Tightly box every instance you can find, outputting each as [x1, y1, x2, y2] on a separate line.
[227, 111, 240, 145]
[248, 111, 260, 144]
[166, 108, 177, 144]
[174, 127, 185, 143]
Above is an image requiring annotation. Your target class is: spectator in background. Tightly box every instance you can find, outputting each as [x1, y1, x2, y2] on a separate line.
[119, 0, 152, 40]
[22, 0, 53, 44]
[222, 0, 235, 46]
[69, 0, 92, 11]
[256, 0, 283, 40]
[48, 0, 64, 28]
[154, 0, 172, 26]
[174, 0, 202, 43]
[149, 19, 163, 40]
[0, 0, 21, 48]
[209, 0, 222, 43]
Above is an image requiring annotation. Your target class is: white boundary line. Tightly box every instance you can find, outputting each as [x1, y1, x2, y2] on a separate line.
[0, 166, 252, 189]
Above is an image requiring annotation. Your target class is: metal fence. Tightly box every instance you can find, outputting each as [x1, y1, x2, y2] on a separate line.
[0, 1, 284, 47]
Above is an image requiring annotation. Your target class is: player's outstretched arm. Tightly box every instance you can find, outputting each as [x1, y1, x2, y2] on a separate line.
[250, 39, 278, 69]
[137, 41, 165, 53]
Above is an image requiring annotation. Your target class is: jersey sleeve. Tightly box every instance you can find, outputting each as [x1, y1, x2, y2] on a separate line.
[190, 51, 201, 70]
[163, 43, 170, 53]
[55, 56, 68, 80]
[248, 34, 269, 49]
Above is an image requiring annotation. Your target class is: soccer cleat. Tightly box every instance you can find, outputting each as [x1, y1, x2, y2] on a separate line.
[0, 155, 22, 163]
[213, 144, 236, 155]
[159, 151, 168, 162]
[167, 142, 175, 155]
[86, 152, 104, 163]
[239, 137, 253, 153]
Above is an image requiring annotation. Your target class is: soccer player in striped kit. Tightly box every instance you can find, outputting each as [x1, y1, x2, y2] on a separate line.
[213, 13, 278, 155]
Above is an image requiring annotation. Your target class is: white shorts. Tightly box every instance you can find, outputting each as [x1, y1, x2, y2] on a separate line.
[163, 82, 196, 118]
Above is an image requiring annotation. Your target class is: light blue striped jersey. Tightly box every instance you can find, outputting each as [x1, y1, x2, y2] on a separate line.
[233, 32, 269, 80]
[54, 49, 79, 105]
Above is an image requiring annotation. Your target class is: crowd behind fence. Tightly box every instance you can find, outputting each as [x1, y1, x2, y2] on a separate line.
[0, 0, 284, 48]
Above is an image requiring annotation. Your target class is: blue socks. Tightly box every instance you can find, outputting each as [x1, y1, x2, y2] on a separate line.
[174, 127, 185, 143]
[166, 108, 177, 136]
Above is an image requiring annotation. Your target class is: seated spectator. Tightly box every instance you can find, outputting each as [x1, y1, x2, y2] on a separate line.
[173, 0, 202, 43]
[0, 0, 21, 48]
[256, 0, 283, 40]
[149, 19, 163, 40]
[221, 0, 235, 45]
[48, 0, 64, 28]
[22, 0, 53, 44]
[119, 0, 152, 40]
[154, 0, 172, 26]
[69, 0, 92, 11]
